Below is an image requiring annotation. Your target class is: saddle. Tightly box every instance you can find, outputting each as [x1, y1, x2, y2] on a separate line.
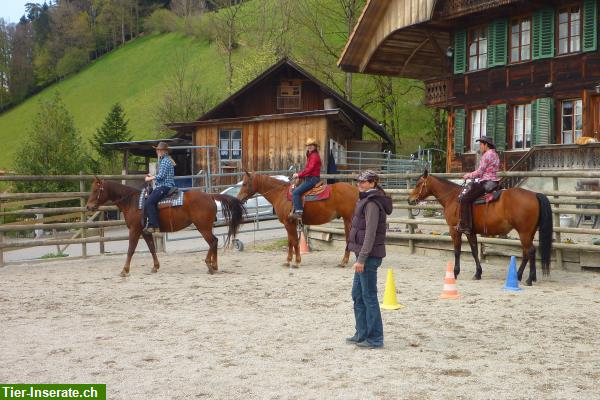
[286, 180, 332, 202]
[473, 187, 504, 205]
[138, 187, 184, 210]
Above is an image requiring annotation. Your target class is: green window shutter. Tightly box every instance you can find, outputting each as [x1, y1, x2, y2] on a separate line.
[583, 0, 598, 52]
[454, 29, 467, 74]
[494, 104, 507, 151]
[489, 19, 508, 67]
[532, 98, 554, 145]
[454, 108, 466, 154]
[533, 7, 555, 59]
[486, 104, 497, 140]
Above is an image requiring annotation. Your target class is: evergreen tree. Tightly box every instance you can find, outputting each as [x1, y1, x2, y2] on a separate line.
[91, 102, 132, 173]
[14, 93, 89, 193]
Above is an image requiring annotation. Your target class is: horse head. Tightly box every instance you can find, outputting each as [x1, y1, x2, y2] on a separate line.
[86, 176, 109, 211]
[408, 170, 431, 205]
[237, 171, 256, 204]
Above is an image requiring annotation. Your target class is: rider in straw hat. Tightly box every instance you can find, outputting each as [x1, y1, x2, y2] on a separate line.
[457, 135, 500, 234]
[289, 138, 322, 220]
[143, 141, 176, 234]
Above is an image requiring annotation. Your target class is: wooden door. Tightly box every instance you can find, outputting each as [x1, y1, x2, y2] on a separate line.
[590, 95, 600, 140]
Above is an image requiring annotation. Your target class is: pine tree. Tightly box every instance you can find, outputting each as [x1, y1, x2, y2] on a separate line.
[91, 102, 132, 173]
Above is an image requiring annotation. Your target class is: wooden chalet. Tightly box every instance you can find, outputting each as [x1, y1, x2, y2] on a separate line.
[167, 58, 393, 182]
[339, 0, 600, 174]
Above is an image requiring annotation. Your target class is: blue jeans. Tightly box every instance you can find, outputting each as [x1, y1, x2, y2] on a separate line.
[145, 186, 170, 228]
[292, 176, 320, 212]
[351, 257, 383, 347]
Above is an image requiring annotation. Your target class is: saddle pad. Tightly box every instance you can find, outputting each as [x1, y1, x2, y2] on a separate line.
[473, 190, 503, 205]
[138, 188, 184, 209]
[286, 184, 332, 202]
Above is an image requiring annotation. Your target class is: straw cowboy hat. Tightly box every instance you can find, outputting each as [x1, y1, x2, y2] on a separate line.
[153, 141, 170, 151]
[305, 138, 319, 147]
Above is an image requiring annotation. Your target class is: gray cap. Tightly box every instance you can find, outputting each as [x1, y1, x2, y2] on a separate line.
[476, 135, 495, 148]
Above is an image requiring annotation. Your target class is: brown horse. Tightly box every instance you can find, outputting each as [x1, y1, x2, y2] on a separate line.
[408, 171, 552, 286]
[237, 172, 358, 267]
[85, 178, 244, 276]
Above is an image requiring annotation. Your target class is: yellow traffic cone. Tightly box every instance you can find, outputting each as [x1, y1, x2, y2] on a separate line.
[380, 268, 404, 310]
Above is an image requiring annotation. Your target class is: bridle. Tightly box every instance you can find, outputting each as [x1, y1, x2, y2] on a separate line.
[240, 173, 286, 203]
[89, 180, 135, 210]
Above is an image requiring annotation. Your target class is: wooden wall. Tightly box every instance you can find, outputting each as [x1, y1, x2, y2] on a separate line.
[193, 116, 330, 176]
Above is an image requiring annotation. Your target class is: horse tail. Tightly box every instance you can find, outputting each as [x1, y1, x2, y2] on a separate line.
[536, 193, 553, 276]
[212, 194, 246, 247]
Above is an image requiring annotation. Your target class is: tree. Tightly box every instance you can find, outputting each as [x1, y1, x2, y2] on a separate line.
[0, 19, 12, 107]
[9, 19, 35, 102]
[154, 49, 216, 133]
[90, 102, 133, 173]
[14, 93, 89, 193]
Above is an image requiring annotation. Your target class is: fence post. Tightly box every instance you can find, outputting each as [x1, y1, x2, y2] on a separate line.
[406, 179, 415, 254]
[99, 211, 105, 255]
[0, 231, 4, 268]
[80, 171, 87, 259]
[553, 176, 563, 269]
[155, 233, 166, 253]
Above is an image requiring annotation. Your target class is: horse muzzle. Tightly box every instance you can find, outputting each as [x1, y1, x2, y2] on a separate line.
[407, 198, 417, 206]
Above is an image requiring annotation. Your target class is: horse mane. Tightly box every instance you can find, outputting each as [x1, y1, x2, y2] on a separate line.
[427, 174, 460, 189]
[255, 173, 289, 187]
[103, 180, 140, 199]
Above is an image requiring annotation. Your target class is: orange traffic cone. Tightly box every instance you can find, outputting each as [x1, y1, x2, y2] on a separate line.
[299, 231, 310, 254]
[440, 261, 460, 299]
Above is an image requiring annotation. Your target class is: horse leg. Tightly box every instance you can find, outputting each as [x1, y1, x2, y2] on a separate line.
[517, 248, 529, 282]
[283, 223, 296, 267]
[518, 231, 536, 286]
[121, 229, 142, 277]
[451, 230, 462, 279]
[197, 227, 218, 274]
[142, 232, 160, 273]
[338, 217, 351, 268]
[527, 245, 537, 285]
[466, 233, 483, 280]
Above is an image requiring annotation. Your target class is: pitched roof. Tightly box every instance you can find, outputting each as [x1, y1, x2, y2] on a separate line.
[168, 58, 392, 145]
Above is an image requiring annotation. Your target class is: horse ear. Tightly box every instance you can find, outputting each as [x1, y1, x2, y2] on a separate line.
[243, 169, 250, 177]
[423, 169, 429, 178]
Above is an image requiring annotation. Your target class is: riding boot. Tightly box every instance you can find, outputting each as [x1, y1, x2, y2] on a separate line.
[457, 201, 472, 234]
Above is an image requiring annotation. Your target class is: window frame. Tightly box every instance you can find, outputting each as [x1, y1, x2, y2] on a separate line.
[560, 99, 583, 144]
[276, 80, 302, 110]
[557, 4, 583, 55]
[509, 16, 532, 63]
[512, 103, 532, 150]
[468, 108, 487, 152]
[467, 25, 489, 71]
[218, 128, 243, 161]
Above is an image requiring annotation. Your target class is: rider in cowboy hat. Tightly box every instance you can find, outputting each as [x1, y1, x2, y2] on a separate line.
[143, 141, 176, 234]
[457, 135, 501, 234]
[289, 138, 322, 220]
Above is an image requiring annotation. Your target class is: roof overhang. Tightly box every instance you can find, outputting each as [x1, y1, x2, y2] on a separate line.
[338, 0, 448, 79]
[103, 138, 189, 158]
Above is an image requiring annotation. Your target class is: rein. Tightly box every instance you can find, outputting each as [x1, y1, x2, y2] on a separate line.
[417, 177, 460, 205]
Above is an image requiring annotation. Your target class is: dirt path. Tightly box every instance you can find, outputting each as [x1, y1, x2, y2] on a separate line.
[1, 245, 599, 399]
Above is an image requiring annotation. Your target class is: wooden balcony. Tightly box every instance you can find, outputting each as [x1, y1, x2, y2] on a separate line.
[424, 78, 450, 107]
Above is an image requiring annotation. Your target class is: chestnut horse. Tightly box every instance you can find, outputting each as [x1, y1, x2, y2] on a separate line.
[408, 171, 552, 286]
[237, 172, 358, 267]
[85, 178, 244, 276]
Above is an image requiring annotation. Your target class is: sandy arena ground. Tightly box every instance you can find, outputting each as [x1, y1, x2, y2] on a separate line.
[1, 243, 600, 400]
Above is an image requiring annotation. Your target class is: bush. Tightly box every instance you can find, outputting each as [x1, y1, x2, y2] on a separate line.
[56, 48, 89, 78]
[144, 9, 180, 34]
[181, 15, 212, 41]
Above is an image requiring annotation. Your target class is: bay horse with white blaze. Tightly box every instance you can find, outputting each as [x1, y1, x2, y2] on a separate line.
[408, 171, 552, 286]
[237, 172, 358, 267]
[86, 178, 244, 276]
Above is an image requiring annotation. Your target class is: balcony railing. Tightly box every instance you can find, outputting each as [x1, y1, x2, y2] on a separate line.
[424, 78, 450, 107]
[436, 0, 520, 19]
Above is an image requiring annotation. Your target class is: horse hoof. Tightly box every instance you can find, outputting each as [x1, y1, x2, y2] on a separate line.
[292, 264, 300, 269]
[119, 271, 129, 277]
[151, 268, 159, 274]
[337, 263, 346, 268]
[472, 274, 481, 281]
[526, 280, 533, 286]
[206, 266, 215, 275]
[282, 262, 290, 267]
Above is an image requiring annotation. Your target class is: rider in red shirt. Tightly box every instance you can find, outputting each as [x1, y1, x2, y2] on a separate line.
[290, 138, 322, 220]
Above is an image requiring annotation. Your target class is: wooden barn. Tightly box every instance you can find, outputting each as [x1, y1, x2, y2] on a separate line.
[339, 0, 600, 174]
[167, 58, 393, 182]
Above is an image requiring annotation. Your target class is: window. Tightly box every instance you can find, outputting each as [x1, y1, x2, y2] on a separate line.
[510, 17, 531, 62]
[277, 80, 302, 110]
[561, 99, 583, 144]
[513, 104, 532, 150]
[470, 109, 487, 151]
[219, 129, 242, 160]
[558, 5, 581, 54]
[468, 27, 488, 71]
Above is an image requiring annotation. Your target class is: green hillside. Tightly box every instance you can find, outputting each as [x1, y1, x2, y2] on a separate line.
[0, 33, 224, 168]
[0, 1, 436, 170]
